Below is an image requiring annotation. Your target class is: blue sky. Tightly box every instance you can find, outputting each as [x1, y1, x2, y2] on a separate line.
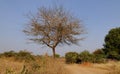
[0, 0, 120, 56]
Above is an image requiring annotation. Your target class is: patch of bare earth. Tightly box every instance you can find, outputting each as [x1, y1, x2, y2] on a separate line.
[65, 63, 109, 74]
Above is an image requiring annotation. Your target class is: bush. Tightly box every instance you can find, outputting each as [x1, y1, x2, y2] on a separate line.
[65, 52, 80, 64]
[55, 54, 60, 58]
[0, 50, 17, 57]
[79, 50, 106, 63]
[93, 54, 106, 63]
[79, 51, 94, 63]
[65, 51, 106, 64]
[107, 51, 120, 60]
[0, 50, 35, 62]
[15, 51, 35, 62]
[93, 49, 107, 63]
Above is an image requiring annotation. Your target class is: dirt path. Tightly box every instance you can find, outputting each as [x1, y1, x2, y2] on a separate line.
[65, 64, 109, 74]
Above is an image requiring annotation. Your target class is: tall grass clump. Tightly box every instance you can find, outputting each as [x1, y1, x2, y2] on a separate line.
[36, 56, 68, 74]
[0, 55, 69, 74]
[28, 56, 69, 74]
[108, 62, 120, 74]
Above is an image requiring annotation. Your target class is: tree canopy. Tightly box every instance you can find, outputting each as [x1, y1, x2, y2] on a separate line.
[103, 27, 120, 60]
[24, 6, 84, 58]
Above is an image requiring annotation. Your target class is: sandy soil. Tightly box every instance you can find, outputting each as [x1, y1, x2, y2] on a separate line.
[65, 63, 109, 74]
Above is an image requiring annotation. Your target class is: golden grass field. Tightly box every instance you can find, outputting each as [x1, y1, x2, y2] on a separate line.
[0, 56, 68, 74]
[0, 56, 120, 74]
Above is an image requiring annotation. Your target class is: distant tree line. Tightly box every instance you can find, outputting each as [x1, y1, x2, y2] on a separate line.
[65, 50, 106, 64]
[65, 27, 120, 64]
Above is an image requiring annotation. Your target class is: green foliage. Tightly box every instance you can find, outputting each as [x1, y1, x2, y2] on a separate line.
[65, 51, 106, 64]
[65, 52, 80, 64]
[93, 54, 106, 63]
[107, 51, 120, 60]
[15, 51, 35, 62]
[103, 27, 120, 60]
[0, 50, 35, 62]
[92, 49, 107, 63]
[93, 49, 105, 55]
[55, 54, 60, 58]
[104, 27, 120, 51]
[1, 50, 17, 57]
[79, 51, 94, 63]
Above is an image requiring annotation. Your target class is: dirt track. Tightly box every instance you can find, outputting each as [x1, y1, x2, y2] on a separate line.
[65, 64, 109, 74]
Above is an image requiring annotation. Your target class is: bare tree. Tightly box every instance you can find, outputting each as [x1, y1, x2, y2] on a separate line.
[24, 6, 84, 58]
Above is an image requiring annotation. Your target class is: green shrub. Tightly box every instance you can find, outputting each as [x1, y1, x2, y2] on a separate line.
[107, 51, 120, 60]
[79, 51, 94, 63]
[79, 50, 106, 63]
[65, 52, 80, 64]
[1, 50, 17, 57]
[93, 54, 106, 63]
[65, 51, 107, 64]
[0, 50, 35, 62]
[15, 51, 35, 62]
[80, 51, 105, 63]
[55, 54, 60, 58]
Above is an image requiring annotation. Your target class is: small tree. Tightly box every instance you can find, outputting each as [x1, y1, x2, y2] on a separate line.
[24, 6, 84, 58]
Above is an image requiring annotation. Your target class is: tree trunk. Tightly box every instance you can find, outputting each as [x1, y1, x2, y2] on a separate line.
[52, 47, 56, 58]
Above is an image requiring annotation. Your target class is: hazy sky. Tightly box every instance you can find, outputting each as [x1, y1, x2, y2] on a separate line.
[0, 0, 120, 56]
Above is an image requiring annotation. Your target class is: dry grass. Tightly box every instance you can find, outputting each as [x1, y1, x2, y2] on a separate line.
[92, 61, 120, 74]
[0, 57, 24, 74]
[107, 62, 120, 74]
[65, 61, 120, 74]
[2, 55, 120, 74]
[0, 56, 69, 74]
